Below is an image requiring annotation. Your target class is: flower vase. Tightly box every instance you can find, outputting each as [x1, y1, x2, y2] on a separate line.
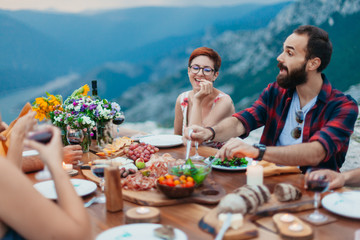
[96, 121, 114, 147]
[80, 128, 90, 153]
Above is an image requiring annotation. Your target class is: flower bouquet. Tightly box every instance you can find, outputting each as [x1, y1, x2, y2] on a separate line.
[32, 84, 123, 151]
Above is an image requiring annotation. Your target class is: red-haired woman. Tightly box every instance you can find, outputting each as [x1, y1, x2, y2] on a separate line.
[174, 47, 235, 148]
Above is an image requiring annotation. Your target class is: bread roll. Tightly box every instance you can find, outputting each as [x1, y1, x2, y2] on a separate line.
[233, 185, 271, 213]
[217, 193, 247, 215]
[274, 183, 302, 202]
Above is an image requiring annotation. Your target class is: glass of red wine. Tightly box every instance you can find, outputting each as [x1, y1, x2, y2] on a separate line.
[27, 121, 53, 180]
[91, 163, 110, 203]
[305, 168, 330, 222]
[112, 111, 125, 139]
[66, 128, 84, 165]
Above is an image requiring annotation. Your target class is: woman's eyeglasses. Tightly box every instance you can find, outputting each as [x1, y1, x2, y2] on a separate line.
[189, 65, 214, 76]
[291, 110, 304, 139]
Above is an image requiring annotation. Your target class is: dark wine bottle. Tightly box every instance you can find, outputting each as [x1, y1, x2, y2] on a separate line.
[91, 80, 99, 99]
[91, 80, 99, 139]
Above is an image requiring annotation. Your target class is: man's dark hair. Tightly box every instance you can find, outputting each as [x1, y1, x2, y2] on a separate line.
[294, 25, 332, 72]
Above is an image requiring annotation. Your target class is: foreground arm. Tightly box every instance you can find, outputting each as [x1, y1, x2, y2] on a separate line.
[216, 137, 326, 166]
[7, 112, 36, 168]
[0, 126, 92, 240]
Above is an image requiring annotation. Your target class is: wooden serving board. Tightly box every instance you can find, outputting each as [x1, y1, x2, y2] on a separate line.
[199, 194, 315, 239]
[82, 169, 226, 206]
[199, 207, 259, 240]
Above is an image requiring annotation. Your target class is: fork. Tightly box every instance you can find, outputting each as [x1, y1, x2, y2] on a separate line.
[84, 197, 98, 208]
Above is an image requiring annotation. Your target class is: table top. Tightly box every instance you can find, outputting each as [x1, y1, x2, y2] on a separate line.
[26, 137, 360, 240]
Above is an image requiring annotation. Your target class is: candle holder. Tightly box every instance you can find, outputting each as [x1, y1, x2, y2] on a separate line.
[125, 207, 160, 224]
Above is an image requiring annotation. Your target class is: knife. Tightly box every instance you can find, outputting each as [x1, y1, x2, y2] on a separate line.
[215, 213, 232, 240]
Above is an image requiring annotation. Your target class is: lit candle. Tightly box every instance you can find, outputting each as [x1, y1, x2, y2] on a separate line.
[288, 222, 304, 232]
[62, 162, 73, 171]
[136, 207, 150, 215]
[246, 161, 263, 185]
[280, 213, 295, 223]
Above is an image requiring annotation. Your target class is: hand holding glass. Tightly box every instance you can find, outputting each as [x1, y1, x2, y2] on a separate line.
[66, 128, 84, 165]
[305, 168, 330, 222]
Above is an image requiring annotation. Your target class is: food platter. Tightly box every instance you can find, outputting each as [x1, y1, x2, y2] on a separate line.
[205, 157, 252, 171]
[140, 134, 183, 148]
[34, 179, 97, 199]
[322, 191, 360, 219]
[96, 223, 187, 240]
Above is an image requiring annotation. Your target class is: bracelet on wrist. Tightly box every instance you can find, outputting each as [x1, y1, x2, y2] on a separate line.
[205, 127, 215, 141]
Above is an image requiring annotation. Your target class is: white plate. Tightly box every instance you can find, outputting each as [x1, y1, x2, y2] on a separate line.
[96, 223, 187, 240]
[22, 149, 39, 157]
[206, 157, 251, 171]
[34, 179, 97, 200]
[322, 191, 360, 219]
[140, 134, 183, 148]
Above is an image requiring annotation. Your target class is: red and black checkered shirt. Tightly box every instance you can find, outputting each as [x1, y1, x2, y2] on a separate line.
[233, 74, 359, 172]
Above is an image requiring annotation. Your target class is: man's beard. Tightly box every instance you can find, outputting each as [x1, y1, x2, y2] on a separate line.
[276, 62, 307, 89]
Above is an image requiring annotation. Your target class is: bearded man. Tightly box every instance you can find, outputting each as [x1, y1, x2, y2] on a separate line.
[184, 25, 358, 172]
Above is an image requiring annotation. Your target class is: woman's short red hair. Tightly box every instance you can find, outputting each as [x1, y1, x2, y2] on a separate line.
[188, 47, 221, 72]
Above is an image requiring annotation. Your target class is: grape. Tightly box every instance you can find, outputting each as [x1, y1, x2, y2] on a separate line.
[125, 142, 159, 162]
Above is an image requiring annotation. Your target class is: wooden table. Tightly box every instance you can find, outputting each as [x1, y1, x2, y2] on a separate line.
[26, 140, 360, 240]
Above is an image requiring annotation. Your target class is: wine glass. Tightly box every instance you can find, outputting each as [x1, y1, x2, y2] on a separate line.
[27, 120, 53, 180]
[305, 168, 330, 222]
[91, 163, 110, 203]
[66, 128, 84, 165]
[113, 111, 125, 139]
[190, 141, 204, 161]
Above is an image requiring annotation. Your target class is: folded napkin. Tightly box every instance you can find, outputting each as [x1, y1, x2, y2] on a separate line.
[0, 103, 33, 156]
[257, 161, 301, 177]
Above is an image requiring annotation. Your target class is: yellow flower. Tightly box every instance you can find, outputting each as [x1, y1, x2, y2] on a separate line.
[82, 84, 90, 96]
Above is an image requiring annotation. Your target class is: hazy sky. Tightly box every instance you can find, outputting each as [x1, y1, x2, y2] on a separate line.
[0, 0, 293, 13]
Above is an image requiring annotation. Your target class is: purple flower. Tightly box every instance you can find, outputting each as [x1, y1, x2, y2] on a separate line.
[89, 104, 97, 110]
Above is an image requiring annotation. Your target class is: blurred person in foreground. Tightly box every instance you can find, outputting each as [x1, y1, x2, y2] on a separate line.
[0, 111, 83, 171]
[184, 25, 358, 172]
[306, 168, 360, 190]
[0, 112, 92, 240]
[174, 47, 235, 148]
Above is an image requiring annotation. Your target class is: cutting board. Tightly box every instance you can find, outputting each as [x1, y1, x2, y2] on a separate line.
[82, 169, 226, 206]
[199, 193, 315, 239]
[199, 207, 259, 240]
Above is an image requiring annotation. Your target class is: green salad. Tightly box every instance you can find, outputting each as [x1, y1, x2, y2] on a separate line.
[169, 158, 211, 185]
[209, 156, 248, 167]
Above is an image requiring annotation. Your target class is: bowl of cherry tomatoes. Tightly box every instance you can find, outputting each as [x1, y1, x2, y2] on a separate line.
[156, 174, 195, 199]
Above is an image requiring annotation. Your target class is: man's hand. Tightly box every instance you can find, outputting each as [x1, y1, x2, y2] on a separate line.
[305, 169, 345, 190]
[63, 145, 83, 164]
[215, 137, 259, 161]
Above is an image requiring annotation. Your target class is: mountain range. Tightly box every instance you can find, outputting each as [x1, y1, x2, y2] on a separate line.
[0, 2, 290, 123]
[1, 0, 360, 126]
[116, 0, 360, 127]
